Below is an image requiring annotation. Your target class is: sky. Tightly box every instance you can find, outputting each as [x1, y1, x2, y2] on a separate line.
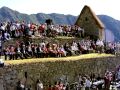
[0, 0, 120, 20]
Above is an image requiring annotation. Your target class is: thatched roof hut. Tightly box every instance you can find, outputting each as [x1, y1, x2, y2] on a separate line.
[75, 5, 105, 40]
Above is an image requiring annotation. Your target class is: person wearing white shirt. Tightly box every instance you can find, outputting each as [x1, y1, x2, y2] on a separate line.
[85, 78, 92, 90]
[4, 31, 11, 40]
[39, 41, 46, 47]
[71, 45, 78, 55]
[58, 45, 66, 57]
[36, 79, 43, 90]
[10, 24, 17, 38]
[96, 39, 104, 53]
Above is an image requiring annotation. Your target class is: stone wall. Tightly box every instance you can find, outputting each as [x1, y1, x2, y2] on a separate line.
[0, 56, 120, 90]
[3, 36, 80, 48]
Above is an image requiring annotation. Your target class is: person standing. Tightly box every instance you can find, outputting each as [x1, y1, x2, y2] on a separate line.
[104, 71, 112, 90]
[80, 80, 86, 90]
[36, 79, 44, 90]
[47, 85, 53, 90]
[85, 77, 92, 90]
[52, 81, 59, 90]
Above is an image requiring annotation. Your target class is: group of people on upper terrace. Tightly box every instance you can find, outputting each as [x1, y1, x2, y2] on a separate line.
[0, 20, 84, 41]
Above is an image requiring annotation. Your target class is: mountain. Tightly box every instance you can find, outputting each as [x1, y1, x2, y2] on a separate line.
[0, 7, 120, 41]
[98, 15, 120, 41]
[0, 7, 77, 25]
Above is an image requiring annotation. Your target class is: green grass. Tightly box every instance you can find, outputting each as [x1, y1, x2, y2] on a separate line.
[4, 53, 114, 65]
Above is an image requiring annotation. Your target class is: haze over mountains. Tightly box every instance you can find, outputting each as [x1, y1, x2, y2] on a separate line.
[0, 6, 120, 41]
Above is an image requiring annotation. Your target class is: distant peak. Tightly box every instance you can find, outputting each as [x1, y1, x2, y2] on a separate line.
[0, 6, 12, 11]
[1, 6, 9, 9]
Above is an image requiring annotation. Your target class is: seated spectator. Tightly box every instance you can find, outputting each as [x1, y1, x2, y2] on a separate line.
[15, 30, 21, 38]
[27, 45, 33, 57]
[9, 45, 15, 60]
[52, 44, 58, 57]
[41, 44, 49, 57]
[96, 39, 104, 53]
[21, 45, 29, 59]
[57, 45, 66, 57]
[80, 44, 88, 54]
[15, 46, 23, 60]
[3, 47, 10, 60]
[36, 45, 42, 58]
[4, 30, 11, 40]
[71, 41, 79, 55]
[64, 43, 72, 56]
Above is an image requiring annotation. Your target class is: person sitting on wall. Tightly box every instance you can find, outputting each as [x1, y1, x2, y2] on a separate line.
[38, 24, 45, 36]
[3, 30, 11, 41]
[15, 46, 23, 60]
[80, 44, 88, 54]
[26, 44, 33, 57]
[57, 45, 66, 57]
[3, 47, 10, 60]
[41, 44, 49, 58]
[96, 39, 104, 53]
[31, 43, 35, 58]
[64, 43, 72, 56]
[21, 45, 29, 59]
[9, 45, 16, 60]
[71, 41, 79, 55]
[52, 44, 58, 57]
[36, 44, 42, 58]
[47, 43, 58, 57]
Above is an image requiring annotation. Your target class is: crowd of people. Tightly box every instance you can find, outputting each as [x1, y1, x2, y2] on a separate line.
[0, 20, 120, 60]
[16, 68, 120, 90]
[1, 21, 120, 90]
[0, 21, 85, 58]
[0, 21, 84, 41]
[16, 73, 104, 90]
[3, 37, 120, 60]
[2, 38, 106, 60]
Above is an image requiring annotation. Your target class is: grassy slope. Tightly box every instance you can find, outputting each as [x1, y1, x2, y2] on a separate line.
[4, 53, 114, 65]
